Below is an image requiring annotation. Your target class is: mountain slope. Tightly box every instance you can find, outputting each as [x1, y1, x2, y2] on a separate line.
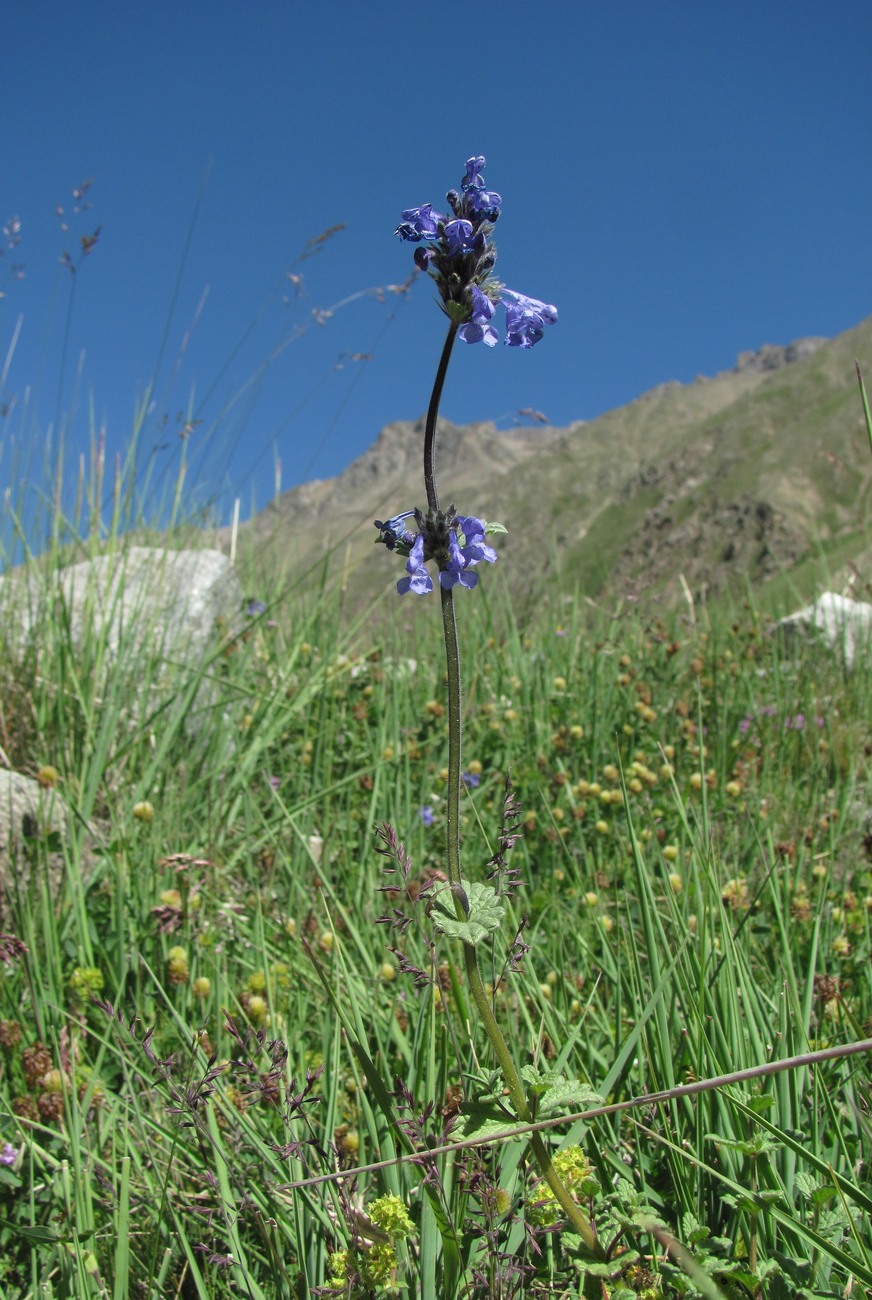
[225, 316, 872, 614]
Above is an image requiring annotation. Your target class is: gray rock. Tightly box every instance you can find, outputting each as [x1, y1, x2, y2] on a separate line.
[0, 546, 243, 729]
[0, 546, 242, 916]
[0, 770, 76, 924]
[779, 592, 872, 667]
[2, 546, 241, 659]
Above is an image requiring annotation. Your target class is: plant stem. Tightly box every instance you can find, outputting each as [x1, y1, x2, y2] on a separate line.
[425, 322, 603, 1259]
[463, 942, 601, 1255]
[423, 323, 458, 514]
[440, 586, 466, 916]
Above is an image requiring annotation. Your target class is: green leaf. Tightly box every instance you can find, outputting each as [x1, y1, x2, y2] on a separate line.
[681, 1212, 712, 1246]
[431, 881, 505, 946]
[452, 1100, 522, 1143]
[747, 1093, 776, 1113]
[3, 1223, 63, 1244]
[520, 1066, 602, 1116]
[793, 1171, 817, 1201]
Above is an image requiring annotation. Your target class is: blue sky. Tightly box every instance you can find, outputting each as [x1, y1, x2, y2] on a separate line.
[3, 1, 871, 531]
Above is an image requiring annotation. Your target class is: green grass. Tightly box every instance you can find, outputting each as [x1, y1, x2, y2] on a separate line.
[1, 534, 870, 1297]
[0, 254, 870, 1296]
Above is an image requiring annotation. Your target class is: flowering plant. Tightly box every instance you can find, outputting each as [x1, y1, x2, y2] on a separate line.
[396, 155, 557, 349]
[373, 157, 603, 1261]
[374, 509, 501, 596]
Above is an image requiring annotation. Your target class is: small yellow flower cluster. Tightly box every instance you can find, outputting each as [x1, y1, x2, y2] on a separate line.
[527, 1146, 593, 1227]
[69, 966, 105, 1005]
[167, 946, 189, 984]
[325, 1193, 414, 1293]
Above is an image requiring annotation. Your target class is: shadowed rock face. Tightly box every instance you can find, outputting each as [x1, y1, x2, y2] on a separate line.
[734, 338, 827, 373]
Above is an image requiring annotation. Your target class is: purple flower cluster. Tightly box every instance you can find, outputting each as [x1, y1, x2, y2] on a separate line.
[374, 510, 497, 596]
[737, 705, 825, 743]
[396, 156, 557, 349]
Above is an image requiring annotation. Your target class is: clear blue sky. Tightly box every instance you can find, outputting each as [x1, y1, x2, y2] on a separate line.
[3, 1, 871, 530]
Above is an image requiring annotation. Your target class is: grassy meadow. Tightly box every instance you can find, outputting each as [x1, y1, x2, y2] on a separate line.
[1, 202, 871, 1297]
[0, 511, 870, 1296]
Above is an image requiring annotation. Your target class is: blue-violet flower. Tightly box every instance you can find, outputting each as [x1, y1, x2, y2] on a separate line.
[374, 508, 499, 596]
[397, 534, 434, 596]
[458, 286, 498, 347]
[502, 288, 558, 350]
[396, 155, 556, 348]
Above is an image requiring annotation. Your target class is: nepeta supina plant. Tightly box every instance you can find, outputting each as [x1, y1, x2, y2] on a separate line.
[376, 157, 602, 1258]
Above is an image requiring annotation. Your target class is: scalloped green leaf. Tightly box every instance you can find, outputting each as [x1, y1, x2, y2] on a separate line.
[432, 881, 505, 946]
[539, 1080, 602, 1117]
[520, 1067, 601, 1116]
[452, 1100, 522, 1143]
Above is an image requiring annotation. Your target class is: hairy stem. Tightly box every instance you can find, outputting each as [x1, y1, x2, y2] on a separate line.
[440, 586, 465, 914]
[423, 322, 458, 514]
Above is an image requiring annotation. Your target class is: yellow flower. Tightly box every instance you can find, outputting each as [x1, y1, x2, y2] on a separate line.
[167, 946, 189, 984]
[247, 995, 268, 1024]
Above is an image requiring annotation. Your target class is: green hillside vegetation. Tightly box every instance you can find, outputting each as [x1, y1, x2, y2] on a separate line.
[230, 317, 872, 619]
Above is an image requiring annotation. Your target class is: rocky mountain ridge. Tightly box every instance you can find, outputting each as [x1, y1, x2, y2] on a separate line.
[219, 318, 872, 615]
